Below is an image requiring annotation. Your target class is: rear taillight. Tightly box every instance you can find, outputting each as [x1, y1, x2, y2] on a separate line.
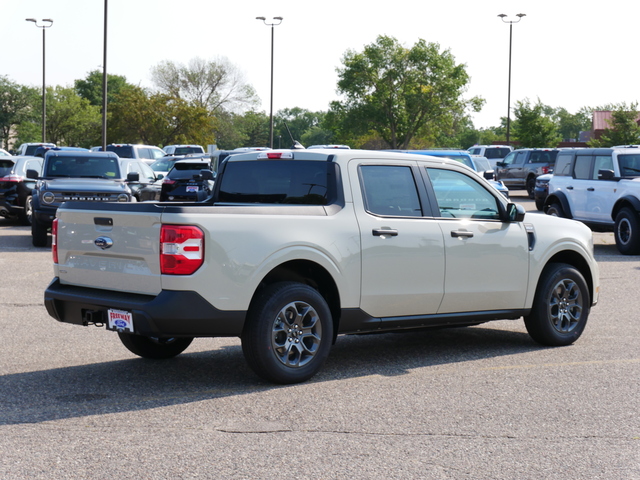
[160, 225, 204, 275]
[0, 174, 24, 182]
[52, 218, 58, 264]
[542, 167, 550, 174]
[162, 178, 176, 185]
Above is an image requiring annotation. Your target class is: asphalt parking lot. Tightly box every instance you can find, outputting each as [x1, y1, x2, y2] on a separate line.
[0, 191, 638, 479]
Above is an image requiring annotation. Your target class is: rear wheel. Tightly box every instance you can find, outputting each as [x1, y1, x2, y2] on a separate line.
[31, 217, 48, 247]
[524, 263, 590, 346]
[18, 195, 33, 226]
[118, 333, 193, 359]
[242, 282, 333, 384]
[546, 203, 565, 218]
[614, 207, 640, 255]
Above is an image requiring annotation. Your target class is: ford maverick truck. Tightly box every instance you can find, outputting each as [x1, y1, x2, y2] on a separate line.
[44, 149, 600, 384]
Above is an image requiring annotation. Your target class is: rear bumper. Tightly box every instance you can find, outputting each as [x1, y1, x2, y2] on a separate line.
[44, 278, 246, 337]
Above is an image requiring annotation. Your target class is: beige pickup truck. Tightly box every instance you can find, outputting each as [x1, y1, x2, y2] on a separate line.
[44, 149, 599, 384]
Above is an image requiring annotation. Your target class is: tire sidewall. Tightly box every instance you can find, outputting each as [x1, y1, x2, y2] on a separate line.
[525, 263, 590, 346]
[614, 207, 640, 255]
[242, 282, 333, 384]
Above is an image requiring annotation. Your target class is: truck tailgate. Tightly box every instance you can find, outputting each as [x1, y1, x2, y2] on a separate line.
[55, 202, 164, 295]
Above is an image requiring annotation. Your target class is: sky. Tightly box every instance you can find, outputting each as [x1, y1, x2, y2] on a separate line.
[4, 0, 639, 130]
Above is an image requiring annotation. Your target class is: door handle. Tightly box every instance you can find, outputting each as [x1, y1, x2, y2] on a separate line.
[372, 228, 398, 237]
[587, 187, 595, 191]
[567, 186, 574, 190]
[451, 230, 474, 238]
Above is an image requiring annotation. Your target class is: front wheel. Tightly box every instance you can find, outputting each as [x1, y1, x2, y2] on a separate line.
[526, 177, 536, 199]
[118, 333, 193, 359]
[31, 217, 48, 247]
[614, 207, 640, 255]
[242, 282, 333, 384]
[524, 263, 590, 346]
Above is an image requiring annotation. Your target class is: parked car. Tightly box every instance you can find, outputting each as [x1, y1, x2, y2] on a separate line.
[103, 144, 166, 164]
[160, 159, 215, 202]
[16, 142, 56, 156]
[34, 146, 89, 158]
[0, 155, 43, 225]
[162, 144, 205, 156]
[396, 149, 509, 198]
[0, 148, 12, 156]
[149, 153, 211, 178]
[119, 159, 163, 201]
[534, 173, 552, 211]
[544, 146, 640, 254]
[496, 148, 560, 198]
[467, 145, 513, 168]
[28, 150, 136, 246]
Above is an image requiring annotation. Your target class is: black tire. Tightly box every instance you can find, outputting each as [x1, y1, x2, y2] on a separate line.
[18, 195, 33, 226]
[526, 177, 536, 199]
[614, 207, 640, 255]
[546, 203, 565, 218]
[524, 263, 590, 346]
[242, 282, 333, 384]
[535, 198, 545, 211]
[31, 217, 48, 247]
[118, 333, 193, 359]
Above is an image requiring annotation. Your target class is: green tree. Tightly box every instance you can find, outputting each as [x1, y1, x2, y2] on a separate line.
[74, 70, 132, 107]
[552, 107, 591, 142]
[108, 86, 215, 146]
[588, 103, 640, 147]
[45, 86, 102, 147]
[328, 35, 483, 149]
[0, 76, 39, 150]
[274, 108, 323, 145]
[150, 57, 259, 114]
[512, 98, 561, 148]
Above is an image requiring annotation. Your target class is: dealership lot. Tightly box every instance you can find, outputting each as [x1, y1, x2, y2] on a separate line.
[0, 192, 638, 479]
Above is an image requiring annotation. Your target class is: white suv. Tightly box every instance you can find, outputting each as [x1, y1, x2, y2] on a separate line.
[467, 145, 513, 168]
[545, 146, 640, 254]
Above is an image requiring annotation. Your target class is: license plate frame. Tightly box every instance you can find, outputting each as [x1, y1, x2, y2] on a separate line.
[107, 308, 134, 333]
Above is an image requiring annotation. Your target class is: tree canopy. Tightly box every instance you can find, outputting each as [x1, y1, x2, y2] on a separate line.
[511, 98, 562, 148]
[327, 35, 483, 149]
[588, 103, 640, 147]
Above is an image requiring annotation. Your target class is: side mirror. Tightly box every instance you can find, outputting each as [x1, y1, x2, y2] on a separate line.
[598, 169, 618, 181]
[26, 169, 40, 180]
[506, 203, 526, 222]
[496, 161, 505, 168]
[200, 169, 215, 181]
[126, 172, 140, 182]
[155, 173, 164, 180]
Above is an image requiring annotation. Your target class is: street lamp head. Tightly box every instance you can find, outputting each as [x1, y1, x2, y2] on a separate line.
[26, 18, 37, 23]
[497, 14, 506, 19]
[516, 13, 526, 18]
[498, 13, 525, 24]
[256, 16, 266, 20]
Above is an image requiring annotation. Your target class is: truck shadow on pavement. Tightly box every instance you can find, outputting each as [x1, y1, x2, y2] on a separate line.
[0, 325, 543, 425]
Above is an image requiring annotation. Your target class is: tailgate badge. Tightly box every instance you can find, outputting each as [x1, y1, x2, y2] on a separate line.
[95, 237, 113, 250]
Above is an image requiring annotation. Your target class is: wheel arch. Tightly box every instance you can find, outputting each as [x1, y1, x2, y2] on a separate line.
[249, 259, 341, 339]
[541, 251, 595, 306]
[612, 195, 640, 221]
[544, 192, 573, 218]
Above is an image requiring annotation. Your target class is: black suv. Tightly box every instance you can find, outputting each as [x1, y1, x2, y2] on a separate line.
[496, 148, 560, 198]
[0, 156, 43, 225]
[160, 159, 215, 202]
[28, 151, 138, 246]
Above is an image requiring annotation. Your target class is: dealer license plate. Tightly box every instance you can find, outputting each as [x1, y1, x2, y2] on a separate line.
[107, 308, 134, 333]
[186, 185, 199, 192]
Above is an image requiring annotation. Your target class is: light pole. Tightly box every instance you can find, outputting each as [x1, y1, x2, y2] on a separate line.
[102, 0, 108, 151]
[256, 16, 283, 149]
[498, 13, 525, 146]
[26, 18, 53, 143]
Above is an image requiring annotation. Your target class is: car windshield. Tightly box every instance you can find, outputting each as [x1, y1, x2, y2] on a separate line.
[0, 159, 15, 176]
[45, 156, 120, 178]
[618, 154, 640, 177]
[174, 147, 204, 155]
[485, 148, 511, 159]
[168, 163, 211, 180]
[106, 145, 133, 158]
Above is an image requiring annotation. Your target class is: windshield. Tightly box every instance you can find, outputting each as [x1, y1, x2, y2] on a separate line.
[618, 154, 640, 177]
[45, 156, 121, 178]
[106, 145, 133, 158]
[217, 160, 334, 205]
[168, 163, 211, 180]
[485, 148, 511, 159]
[0, 159, 14, 176]
[174, 147, 204, 155]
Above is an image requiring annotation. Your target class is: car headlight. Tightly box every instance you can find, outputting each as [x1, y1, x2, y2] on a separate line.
[42, 192, 55, 204]
[117, 193, 129, 202]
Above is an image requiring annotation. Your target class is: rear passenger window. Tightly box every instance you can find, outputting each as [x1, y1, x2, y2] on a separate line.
[360, 165, 422, 217]
[573, 156, 593, 180]
[554, 154, 573, 176]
